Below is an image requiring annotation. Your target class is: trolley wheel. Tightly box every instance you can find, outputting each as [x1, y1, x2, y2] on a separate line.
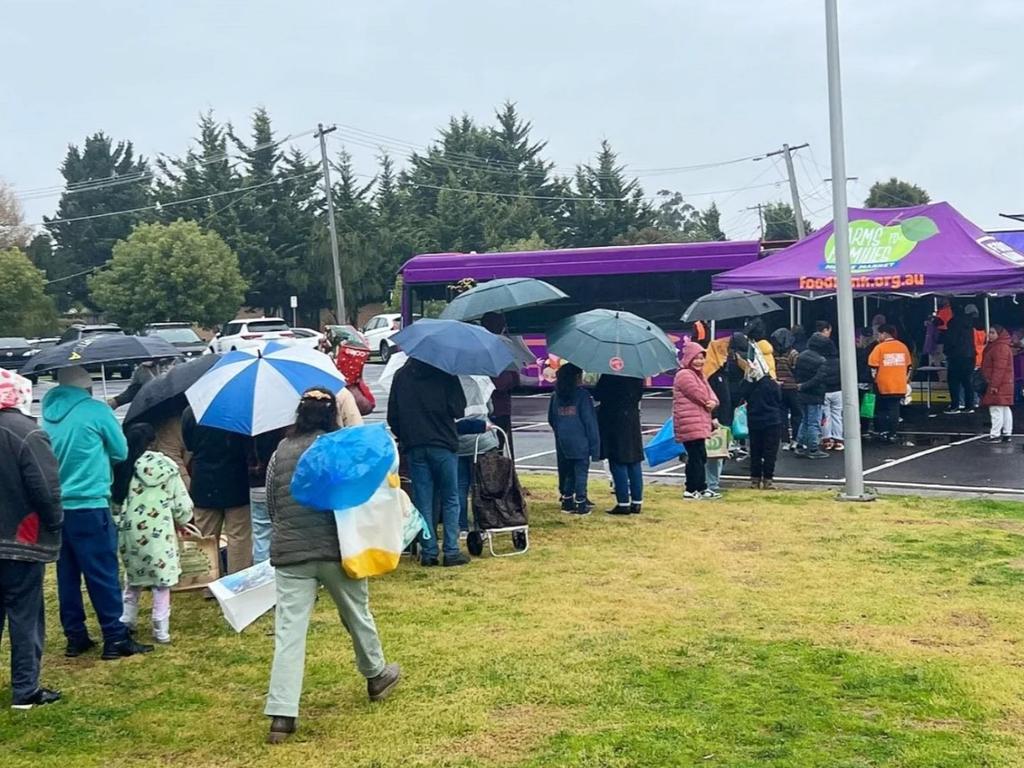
[466, 531, 484, 557]
[512, 531, 528, 551]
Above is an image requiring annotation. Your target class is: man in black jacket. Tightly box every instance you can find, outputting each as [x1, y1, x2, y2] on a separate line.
[182, 406, 252, 575]
[387, 358, 468, 567]
[793, 333, 832, 459]
[0, 373, 64, 709]
[944, 304, 979, 413]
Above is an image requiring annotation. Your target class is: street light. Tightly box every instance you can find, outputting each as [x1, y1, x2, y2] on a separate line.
[825, 0, 872, 501]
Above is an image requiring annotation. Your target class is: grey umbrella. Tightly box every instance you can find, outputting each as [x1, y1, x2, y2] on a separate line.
[439, 277, 567, 322]
[681, 289, 782, 323]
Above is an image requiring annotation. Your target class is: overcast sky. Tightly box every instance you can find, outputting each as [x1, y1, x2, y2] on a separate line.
[4, 0, 1022, 239]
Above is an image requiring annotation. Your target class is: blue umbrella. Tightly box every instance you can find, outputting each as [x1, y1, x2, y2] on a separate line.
[390, 319, 515, 376]
[185, 342, 344, 435]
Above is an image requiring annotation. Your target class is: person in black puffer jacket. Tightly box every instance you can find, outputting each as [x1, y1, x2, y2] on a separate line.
[263, 387, 400, 744]
[793, 333, 831, 458]
[820, 336, 844, 451]
[739, 366, 783, 489]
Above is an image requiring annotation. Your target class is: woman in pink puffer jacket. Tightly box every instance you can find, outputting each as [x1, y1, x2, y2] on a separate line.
[673, 341, 719, 499]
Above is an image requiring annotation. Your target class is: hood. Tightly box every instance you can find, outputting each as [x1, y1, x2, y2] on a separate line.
[680, 341, 705, 371]
[728, 332, 750, 355]
[134, 450, 177, 487]
[992, 330, 1011, 345]
[807, 333, 834, 356]
[770, 328, 794, 353]
[42, 385, 93, 423]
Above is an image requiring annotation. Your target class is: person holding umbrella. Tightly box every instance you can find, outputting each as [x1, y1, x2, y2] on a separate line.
[42, 366, 153, 659]
[594, 373, 643, 515]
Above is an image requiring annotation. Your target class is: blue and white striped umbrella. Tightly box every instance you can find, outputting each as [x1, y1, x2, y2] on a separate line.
[185, 342, 345, 435]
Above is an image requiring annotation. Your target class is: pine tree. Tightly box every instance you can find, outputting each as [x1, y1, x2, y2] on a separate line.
[567, 141, 653, 247]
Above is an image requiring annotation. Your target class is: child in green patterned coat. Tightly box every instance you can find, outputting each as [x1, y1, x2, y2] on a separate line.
[112, 423, 194, 644]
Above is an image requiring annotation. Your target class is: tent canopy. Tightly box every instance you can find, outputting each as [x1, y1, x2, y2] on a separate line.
[714, 202, 1024, 296]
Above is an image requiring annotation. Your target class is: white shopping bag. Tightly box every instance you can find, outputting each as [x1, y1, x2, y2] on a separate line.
[336, 473, 419, 579]
[208, 559, 277, 633]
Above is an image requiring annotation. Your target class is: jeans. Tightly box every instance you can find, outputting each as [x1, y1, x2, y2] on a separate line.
[265, 561, 385, 718]
[705, 458, 722, 492]
[780, 388, 803, 442]
[457, 456, 473, 531]
[250, 491, 272, 565]
[749, 424, 782, 481]
[990, 405, 1013, 437]
[609, 461, 643, 505]
[0, 559, 45, 701]
[56, 507, 128, 644]
[682, 440, 708, 493]
[796, 403, 824, 452]
[824, 391, 844, 441]
[407, 446, 461, 560]
[947, 356, 975, 410]
[875, 395, 901, 436]
[557, 456, 590, 504]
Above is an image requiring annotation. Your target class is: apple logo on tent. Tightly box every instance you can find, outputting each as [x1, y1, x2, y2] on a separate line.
[824, 216, 939, 274]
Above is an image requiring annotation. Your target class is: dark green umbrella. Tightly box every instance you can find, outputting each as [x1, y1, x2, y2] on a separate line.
[439, 277, 567, 322]
[681, 289, 781, 323]
[546, 309, 678, 378]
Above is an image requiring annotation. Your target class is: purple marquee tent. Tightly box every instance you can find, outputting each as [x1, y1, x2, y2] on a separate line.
[714, 202, 1024, 295]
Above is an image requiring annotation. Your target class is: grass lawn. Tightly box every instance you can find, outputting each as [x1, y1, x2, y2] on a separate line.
[4, 476, 1024, 767]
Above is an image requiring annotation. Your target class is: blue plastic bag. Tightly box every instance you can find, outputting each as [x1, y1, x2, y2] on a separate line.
[644, 417, 687, 467]
[731, 404, 749, 440]
[291, 423, 397, 512]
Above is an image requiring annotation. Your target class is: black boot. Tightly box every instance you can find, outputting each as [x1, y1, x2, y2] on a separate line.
[560, 496, 575, 513]
[65, 636, 96, 658]
[605, 503, 631, 516]
[630, 502, 642, 515]
[267, 716, 297, 744]
[101, 635, 154, 660]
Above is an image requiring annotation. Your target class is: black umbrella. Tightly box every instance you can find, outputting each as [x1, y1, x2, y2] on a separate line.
[21, 334, 181, 375]
[681, 289, 782, 323]
[124, 353, 222, 425]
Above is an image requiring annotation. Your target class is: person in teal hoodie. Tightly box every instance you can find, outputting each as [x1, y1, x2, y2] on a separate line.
[42, 366, 152, 660]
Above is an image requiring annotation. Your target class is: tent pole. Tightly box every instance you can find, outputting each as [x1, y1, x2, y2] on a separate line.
[797, 298, 802, 326]
[984, 295, 990, 331]
[862, 296, 868, 326]
[710, 320, 717, 340]
[789, 297, 795, 326]
[825, 0, 871, 501]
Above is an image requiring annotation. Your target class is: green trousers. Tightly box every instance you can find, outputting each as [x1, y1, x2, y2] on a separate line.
[265, 560, 386, 718]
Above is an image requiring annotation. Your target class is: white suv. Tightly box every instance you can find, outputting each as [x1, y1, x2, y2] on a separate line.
[361, 313, 402, 361]
[209, 317, 295, 353]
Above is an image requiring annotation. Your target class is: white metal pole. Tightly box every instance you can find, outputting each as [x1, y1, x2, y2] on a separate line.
[100, 364, 109, 401]
[862, 296, 868, 326]
[984, 295, 991, 331]
[825, 0, 870, 501]
[789, 296, 795, 326]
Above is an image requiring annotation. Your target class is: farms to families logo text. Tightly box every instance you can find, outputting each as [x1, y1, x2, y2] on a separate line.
[824, 216, 939, 274]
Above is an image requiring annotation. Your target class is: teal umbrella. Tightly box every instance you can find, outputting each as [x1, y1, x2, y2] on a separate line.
[546, 309, 678, 378]
[439, 277, 567, 322]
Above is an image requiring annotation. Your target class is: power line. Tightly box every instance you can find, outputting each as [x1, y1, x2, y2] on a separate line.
[29, 168, 321, 228]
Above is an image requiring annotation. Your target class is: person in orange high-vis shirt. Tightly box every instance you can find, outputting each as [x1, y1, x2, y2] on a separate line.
[868, 325, 912, 443]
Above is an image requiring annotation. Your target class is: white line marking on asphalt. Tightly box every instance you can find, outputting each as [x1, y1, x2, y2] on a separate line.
[652, 464, 686, 476]
[515, 450, 558, 462]
[861, 434, 986, 476]
[512, 422, 547, 432]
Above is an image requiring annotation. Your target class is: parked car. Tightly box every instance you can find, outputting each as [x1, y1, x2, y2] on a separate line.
[28, 337, 60, 352]
[0, 337, 37, 370]
[288, 327, 325, 350]
[361, 313, 403, 362]
[141, 322, 207, 358]
[208, 317, 295, 353]
[58, 323, 133, 378]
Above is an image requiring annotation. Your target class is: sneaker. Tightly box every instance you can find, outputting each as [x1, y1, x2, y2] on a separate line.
[682, 491, 703, 500]
[701, 490, 723, 500]
[964, 407, 977, 414]
[943, 407, 961, 415]
[984, 435, 1002, 444]
[572, 504, 593, 516]
[420, 556, 439, 567]
[605, 504, 632, 516]
[630, 503, 642, 515]
[559, 496, 575, 513]
[781, 441, 792, 451]
[367, 663, 402, 702]
[11, 687, 61, 710]
[762, 479, 776, 490]
[821, 439, 834, 451]
[832, 440, 845, 452]
[267, 716, 297, 745]
[806, 450, 830, 459]
[1002, 435, 1012, 443]
[750, 479, 761, 490]
[65, 637, 96, 658]
[443, 553, 471, 567]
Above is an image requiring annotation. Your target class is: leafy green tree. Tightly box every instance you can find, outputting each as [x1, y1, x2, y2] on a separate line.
[0, 248, 58, 336]
[864, 177, 931, 208]
[499, 232, 548, 252]
[89, 220, 246, 330]
[566, 141, 653, 247]
[615, 192, 725, 244]
[762, 201, 814, 241]
[44, 133, 152, 304]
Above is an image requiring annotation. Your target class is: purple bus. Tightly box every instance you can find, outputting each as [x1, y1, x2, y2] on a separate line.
[399, 240, 762, 386]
